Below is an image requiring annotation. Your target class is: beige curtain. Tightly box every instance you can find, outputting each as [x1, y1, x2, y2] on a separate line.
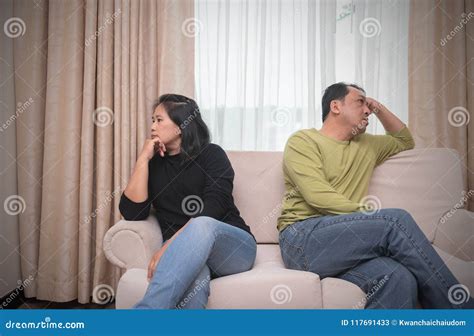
[409, 0, 474, 211]
[5, 0, 194, 303]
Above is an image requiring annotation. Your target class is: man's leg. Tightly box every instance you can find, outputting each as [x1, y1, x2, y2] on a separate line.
[280, 208, 473, 308]
[337, 257, 418, 308]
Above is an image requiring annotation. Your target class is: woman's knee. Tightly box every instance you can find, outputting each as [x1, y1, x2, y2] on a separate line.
[185, 216, 219, 239]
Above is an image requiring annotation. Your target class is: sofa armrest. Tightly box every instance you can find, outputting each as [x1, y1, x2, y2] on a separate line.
[433, 209, 474, 261]
[103, 216, 163, 270]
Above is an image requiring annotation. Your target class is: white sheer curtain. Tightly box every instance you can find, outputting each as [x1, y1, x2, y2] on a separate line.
[195, 0, 409, 151]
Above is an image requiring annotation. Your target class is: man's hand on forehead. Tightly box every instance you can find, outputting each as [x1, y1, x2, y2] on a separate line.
[366, 97, 383, 114]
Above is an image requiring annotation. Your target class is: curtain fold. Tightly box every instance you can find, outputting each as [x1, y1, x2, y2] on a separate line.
[408, 0, 473, 211]
[351, 0, 409, 135]
[0, 0, 22, 297]
[5, 0, 194, 303]
[12, 0, 49, 300]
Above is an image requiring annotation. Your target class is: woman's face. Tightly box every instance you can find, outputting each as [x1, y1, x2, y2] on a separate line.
[151, 104, 181, 147]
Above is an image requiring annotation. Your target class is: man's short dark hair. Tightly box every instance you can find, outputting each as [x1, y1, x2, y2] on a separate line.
[321, 82, 366, 122]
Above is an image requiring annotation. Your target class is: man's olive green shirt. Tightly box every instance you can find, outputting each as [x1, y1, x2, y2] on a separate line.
[277, 126, 415, 232]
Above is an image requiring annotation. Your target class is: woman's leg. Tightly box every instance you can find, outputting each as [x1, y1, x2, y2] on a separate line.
[337, 257, 418, 309]
[175, 265, 211, 309]
[134, 216, 256, 309]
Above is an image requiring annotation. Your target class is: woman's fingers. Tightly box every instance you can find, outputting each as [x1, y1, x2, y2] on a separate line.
[147, 257, 156, 281]
[159, 143, 166, 157]
[152, 137, 166, 157]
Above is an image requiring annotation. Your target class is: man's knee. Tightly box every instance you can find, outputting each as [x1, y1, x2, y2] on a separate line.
[386, 264, 418, 297]
[379, 208, 413, 221]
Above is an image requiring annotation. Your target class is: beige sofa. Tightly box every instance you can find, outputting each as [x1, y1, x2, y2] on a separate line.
[103, 148, 473, 309]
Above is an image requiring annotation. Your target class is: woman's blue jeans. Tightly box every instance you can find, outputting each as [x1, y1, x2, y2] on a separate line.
[134, 216, 257, 309]
[279, 208, 473, 309]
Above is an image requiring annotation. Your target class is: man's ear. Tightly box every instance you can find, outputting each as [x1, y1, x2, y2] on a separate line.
[330, 100, 341, 116]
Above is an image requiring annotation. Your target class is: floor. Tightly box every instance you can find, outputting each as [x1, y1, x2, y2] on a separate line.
[18, 297, 115, 309]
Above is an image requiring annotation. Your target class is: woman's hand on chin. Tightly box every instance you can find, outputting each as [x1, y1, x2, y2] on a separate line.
[139, 136, 166, 161]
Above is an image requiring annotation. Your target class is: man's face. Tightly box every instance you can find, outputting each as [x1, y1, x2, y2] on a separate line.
[338, 87, 372, 134]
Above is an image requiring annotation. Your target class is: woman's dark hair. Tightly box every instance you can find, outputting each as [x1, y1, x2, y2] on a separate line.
[153, 94, 210, 163]
[321, 82, 365, 122]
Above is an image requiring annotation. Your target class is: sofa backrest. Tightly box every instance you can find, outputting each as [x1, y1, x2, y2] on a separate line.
[227, 151, 285, 243]
[227, 148, 465, 244]
[367, 148, 465, 242]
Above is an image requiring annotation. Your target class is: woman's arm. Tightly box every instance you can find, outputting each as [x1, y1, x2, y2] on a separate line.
[124, 137, 164, 202]
[123, 156, 150, 202]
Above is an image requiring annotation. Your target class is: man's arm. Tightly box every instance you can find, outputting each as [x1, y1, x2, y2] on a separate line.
[365, 98, 415, 165]
[367, 97, 405, 133]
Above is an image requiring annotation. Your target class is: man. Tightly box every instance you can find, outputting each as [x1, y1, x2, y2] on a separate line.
[277, 82, 473, 309]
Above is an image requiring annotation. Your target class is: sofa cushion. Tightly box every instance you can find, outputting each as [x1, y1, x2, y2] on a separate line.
[433, 245, 474, 296]
[321, 278, 366, 309]
[368, 148, 465, 242]
[115, 268, 149, 309]
[207, 265, 322, 309]
[208, 244, 321, 308]
[115, 245, 324, 309]
[227, 151, 284, 243]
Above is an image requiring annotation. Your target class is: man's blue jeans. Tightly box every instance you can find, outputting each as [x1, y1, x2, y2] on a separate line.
[134, 216, 257, 309]
[279, 208, 474, 309]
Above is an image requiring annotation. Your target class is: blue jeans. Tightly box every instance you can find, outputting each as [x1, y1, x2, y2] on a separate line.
[134, 216, 257, 309]
[279, 208, 474, 309]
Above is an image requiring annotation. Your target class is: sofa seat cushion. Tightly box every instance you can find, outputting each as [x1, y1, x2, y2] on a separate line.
[115, 245, 365, 309]
[207, 264, 322, 309]
[321, 278, 366, 309]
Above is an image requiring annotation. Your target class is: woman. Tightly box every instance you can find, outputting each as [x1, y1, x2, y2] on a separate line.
[119, 94, 256, 309]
